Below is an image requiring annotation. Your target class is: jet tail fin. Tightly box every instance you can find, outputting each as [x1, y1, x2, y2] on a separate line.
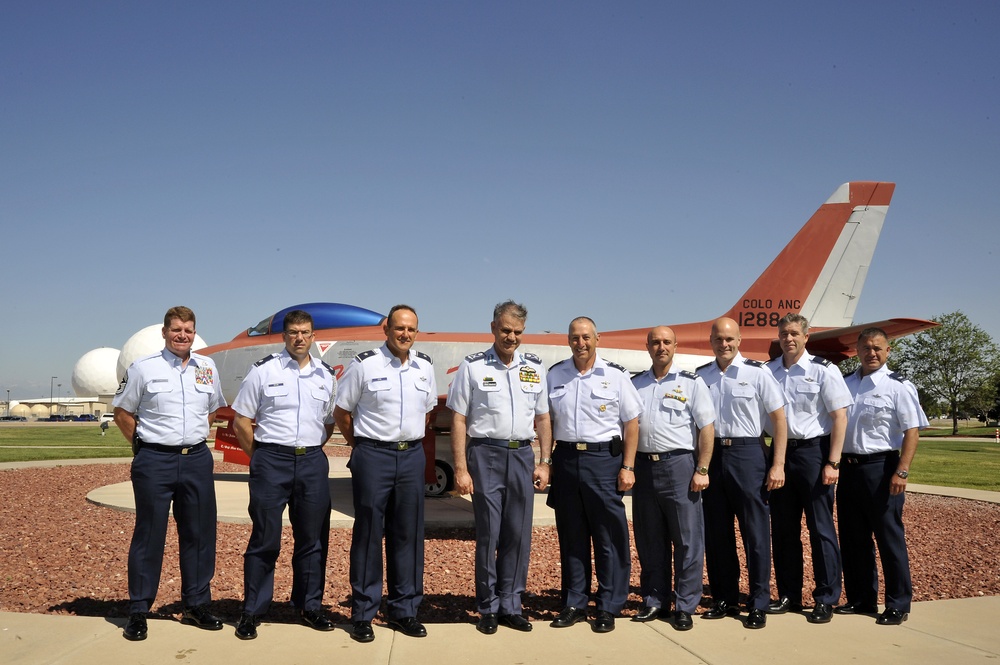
[723, 182, 896, 333]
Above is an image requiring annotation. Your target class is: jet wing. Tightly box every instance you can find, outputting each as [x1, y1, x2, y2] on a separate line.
[766, 318, 939, 363]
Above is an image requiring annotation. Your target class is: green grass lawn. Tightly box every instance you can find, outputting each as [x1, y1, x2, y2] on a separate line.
[0, 424, 131, 462]
[908, 438, 1000, 490]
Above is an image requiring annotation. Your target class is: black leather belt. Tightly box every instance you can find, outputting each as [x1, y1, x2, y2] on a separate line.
[637, 449, 692, 462]
[556, 440, 612, 452]
[787, 435, 829, 449]
[471, 437, 533, 449]
[256, 441, 317, 456]
[138, 439, 206, 455]
[714, 436, 760, 447]
[842, 450, 897, 464]
[356, 436, 422, 451]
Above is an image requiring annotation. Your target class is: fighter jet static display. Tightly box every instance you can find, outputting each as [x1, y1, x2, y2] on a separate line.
[199, 181, 936, 487]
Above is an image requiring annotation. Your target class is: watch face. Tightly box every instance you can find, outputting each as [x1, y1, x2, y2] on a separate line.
[896, 470, 909, 479]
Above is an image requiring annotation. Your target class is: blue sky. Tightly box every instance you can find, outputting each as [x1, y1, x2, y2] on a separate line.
[2, 1, 998, 398]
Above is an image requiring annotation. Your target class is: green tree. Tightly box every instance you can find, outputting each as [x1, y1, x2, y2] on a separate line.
[892, 311, 1000, 434]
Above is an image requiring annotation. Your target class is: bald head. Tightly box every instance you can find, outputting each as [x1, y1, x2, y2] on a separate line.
[646, 326, 677, 377]
[568, 317, 600, 371]
[709, 317, 741, 369]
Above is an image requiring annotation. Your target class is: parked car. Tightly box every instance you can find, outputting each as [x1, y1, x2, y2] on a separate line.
[74, 414, 97, 422]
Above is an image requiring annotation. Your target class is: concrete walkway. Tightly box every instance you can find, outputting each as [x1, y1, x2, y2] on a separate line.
[3, 596, 999, 665]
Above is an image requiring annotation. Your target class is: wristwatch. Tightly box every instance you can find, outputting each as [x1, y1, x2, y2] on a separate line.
[539, 457, 552, 466]
[696, 466, 709, 475]
[895, 469, 909, 479]
[825, 460, 840, 470]
[621, 465, 635, 472]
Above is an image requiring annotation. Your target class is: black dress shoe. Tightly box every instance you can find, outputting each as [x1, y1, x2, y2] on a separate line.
[498, 614, 532, 632]
[766, 596, 802, 614]
[632, 605, 661, 622]
[744, 608, 766, 629]
[477, 613, 498, 635]
[673, 610, 693, 631]
[123, 612, 147, 641]
[235, 613, 260, 640]
[702, 600, 740, 619]
[833, 601, 878, 615]
[551, 606, 588, 628]
[182, 605, 224, 631]
[592, 610, 616, 633]
[807, 603, 833, 624]
[876, 607, 909, 625]
[388, 616, 427, 637]
[301, 609, 335, 632]
[351, 620, 375, 643]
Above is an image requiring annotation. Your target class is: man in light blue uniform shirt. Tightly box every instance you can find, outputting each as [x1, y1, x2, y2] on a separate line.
[231, 309, 338, 639]
[334, 304, 437, 643]
[696, 317, 786, 630]
[447, 300, 552, 635]
[765, 313, 852, 624]
[546, 317, 642, 634]
[631, 326, 715, 632]
[836, 327, 927, 626]
[112, 306, 227, 641]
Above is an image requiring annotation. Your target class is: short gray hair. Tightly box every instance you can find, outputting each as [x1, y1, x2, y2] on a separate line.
[493, 300, 527, 323]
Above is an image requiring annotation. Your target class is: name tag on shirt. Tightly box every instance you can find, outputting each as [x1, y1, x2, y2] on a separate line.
[367, 377, 391, 391]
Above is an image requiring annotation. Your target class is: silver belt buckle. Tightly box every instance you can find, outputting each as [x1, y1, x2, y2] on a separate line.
[649, 453, 660, 461]
[396, 441, 409, 451]
[575, 443, 587, 451]
[721, 438, 733, 447]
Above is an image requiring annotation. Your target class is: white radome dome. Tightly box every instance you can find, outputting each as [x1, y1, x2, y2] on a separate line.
[116, 324, 208, 381]
[72, 348, 121, 396]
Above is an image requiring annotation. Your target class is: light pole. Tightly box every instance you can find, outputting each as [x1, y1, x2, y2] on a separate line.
[50, 376, 57, 417]
[5, 389, 9, 417]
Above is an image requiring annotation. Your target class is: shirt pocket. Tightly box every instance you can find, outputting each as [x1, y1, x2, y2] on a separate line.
[660, 396, 688, 425]
[311, 386, 332, 418]
[591, 387, 620, 420]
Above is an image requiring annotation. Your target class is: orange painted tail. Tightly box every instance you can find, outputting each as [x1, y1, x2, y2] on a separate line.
[723, 182, 895, 335]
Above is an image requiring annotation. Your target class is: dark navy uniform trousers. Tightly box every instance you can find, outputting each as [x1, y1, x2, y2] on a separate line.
[467, 440, 534, 615]
[128, 442, 216, 614]
[348, 439, 425, 622]
[702, 437, 771, 610]
[632, 450, 705, 614]
[769, 436, 841, 605]
[837, 451, 912, 612]
[243, 444, 331, 615]
[546, 444, 630, 614]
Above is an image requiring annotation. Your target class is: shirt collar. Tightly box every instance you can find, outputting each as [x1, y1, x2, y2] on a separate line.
[378, 343, 422, 368]
[279, 348, 320, 374]
[485, 346, 522, 368]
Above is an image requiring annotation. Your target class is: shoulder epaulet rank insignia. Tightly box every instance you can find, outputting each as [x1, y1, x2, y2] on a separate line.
[522, 352, 542, 365]
[810, 356, 832, 367]
[415, 351, 433, 364]
[743, 358, 764, 367]
[550, 358, 571, 371]
[355, 349, 377, 362]
[606, 360, 627, 373]
[888, 371, 906, 382]
[680, 370, 698, 380]
[696, 361, 713, 371]
[321, 361, 336, 374]
[254, 353, 280, 367]
[465, 351, 485, 363]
